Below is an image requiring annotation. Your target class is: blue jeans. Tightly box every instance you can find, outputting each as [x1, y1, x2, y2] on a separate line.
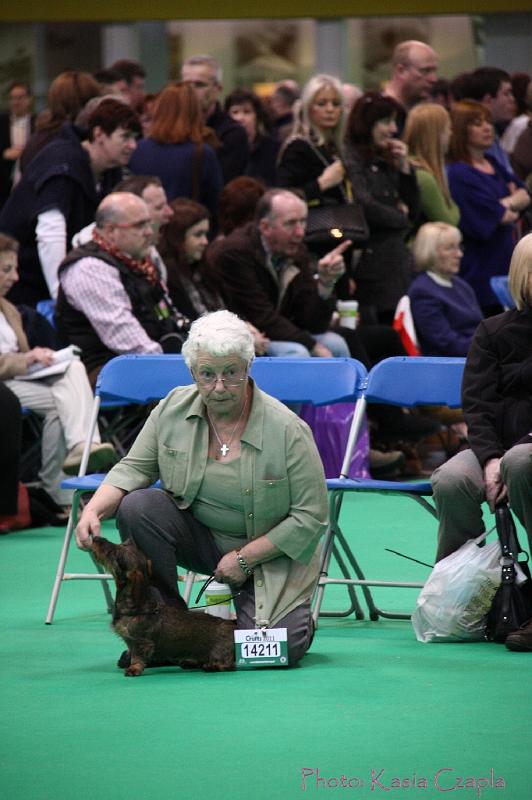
[266, 331, 349, 358]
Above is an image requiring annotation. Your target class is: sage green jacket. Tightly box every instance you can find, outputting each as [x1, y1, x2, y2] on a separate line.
[104, 381, 329, 626]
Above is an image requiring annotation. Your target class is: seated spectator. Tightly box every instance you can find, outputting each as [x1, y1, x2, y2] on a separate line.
[57, 192, 189, 385]
[128, 82, 222, 220]
[217, 176, 266, 237]
[72, 174, 172, 282]
[511, 80, 532, 183]
[409, 222, 482, 357]
[181, 55, 250, 183]
[211, 188, 351, 358]
[225, 88, 279, 186]
[159, 197, 269, 355]
[0, 233, 115, 507]
[0, 98, 140, 306]
[19, 71, 101, 173]
[432, 234, 532, 656]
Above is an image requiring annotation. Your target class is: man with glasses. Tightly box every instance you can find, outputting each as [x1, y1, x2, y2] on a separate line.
[384, 40, 438, 132]
[181, 55, 249, 183]
[57, 192, 188, 385]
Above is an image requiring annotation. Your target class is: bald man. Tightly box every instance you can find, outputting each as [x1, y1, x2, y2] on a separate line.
[57, 192, 188, 384]
[384, 40, 438, 124]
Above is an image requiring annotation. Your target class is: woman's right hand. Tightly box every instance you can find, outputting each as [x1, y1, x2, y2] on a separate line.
[26, 347, 55, 367]
[75, 507, 101, 550]
[317, 159, 345, 192]
[483, 457, 507, 512]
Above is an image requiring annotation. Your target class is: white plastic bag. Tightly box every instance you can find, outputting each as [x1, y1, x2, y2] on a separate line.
[412, 532, 501, 643]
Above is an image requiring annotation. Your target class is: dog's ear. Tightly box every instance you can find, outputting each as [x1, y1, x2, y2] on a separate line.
[128, 569, 146, 607]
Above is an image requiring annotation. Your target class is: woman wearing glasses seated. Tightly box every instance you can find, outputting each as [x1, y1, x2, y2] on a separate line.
[75, 310, 328, 666]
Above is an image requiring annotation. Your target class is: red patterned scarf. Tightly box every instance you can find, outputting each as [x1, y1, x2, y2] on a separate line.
[92, 228, 159, 286]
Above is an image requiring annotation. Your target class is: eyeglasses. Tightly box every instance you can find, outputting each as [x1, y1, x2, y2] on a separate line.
[194, 368, 247, 388]
[113, 218, 152, 230]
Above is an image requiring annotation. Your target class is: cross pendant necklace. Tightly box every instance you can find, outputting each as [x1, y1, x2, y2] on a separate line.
[208, 395, 248, 459]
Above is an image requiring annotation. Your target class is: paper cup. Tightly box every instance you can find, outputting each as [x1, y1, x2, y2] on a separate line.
[336, 300, 359, 330]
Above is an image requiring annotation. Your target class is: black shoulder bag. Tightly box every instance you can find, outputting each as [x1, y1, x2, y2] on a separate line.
[485, 503, 532, 643]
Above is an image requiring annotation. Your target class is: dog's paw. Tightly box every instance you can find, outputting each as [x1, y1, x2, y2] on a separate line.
[125, 662, 145, 677]
[203, 661, 235, 672]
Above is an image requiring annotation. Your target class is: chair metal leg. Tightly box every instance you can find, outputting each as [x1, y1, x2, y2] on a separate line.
[45, 494, 80, 624]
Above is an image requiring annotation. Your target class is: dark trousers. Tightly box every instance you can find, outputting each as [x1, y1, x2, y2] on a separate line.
[0, 383, 21, 514]
[116, 488, 314, 665]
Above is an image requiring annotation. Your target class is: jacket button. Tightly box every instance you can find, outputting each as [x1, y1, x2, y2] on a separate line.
[245, 488, 251, 495]
[256, 579, 264, 588]
[248, 512, 254, 519]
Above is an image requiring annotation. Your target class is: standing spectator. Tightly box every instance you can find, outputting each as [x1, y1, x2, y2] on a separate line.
[225, 88, 280, 186]
[447, 100, 530, 314]
[0, 99, 140, 306]
[383, 40, 438, 132]
[129, 82, 222, 220]
[511, 80, 532, 183]
[344, 91, 419, 324]
[270, 80, 300, 142]
[403, 103, 460, 227]
[181, 55, 249, 183]
[0, 383, 22, 530]
[0, 81, 34, 208]
[501, 73, 531, 155]
[459, 67, 517, 175]
[19, 72, 101, 173]
[109, 59, 146, 110]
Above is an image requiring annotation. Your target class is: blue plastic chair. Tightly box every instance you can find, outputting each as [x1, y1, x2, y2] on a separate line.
[312, 356, 466, 623]
[46, 354, 368, 623]
[36, 299, 57, 328]
[46, 354, 194, 624]
[490, 275, 515, 310]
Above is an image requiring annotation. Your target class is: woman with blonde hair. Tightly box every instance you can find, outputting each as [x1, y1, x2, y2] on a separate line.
[403, 103, 460, 227]
[432, 233, 532, 655]
[409, 221, 482, 356]
[129, 82, 222, 217]
[276, 75, 350, 238]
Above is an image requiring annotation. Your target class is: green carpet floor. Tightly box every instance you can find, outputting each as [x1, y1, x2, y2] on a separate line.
[1, 493, 530, 800]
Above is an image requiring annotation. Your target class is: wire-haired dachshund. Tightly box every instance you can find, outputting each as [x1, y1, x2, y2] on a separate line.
[91, 537, 235, 677]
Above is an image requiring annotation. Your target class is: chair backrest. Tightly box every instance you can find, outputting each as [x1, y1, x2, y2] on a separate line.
[490, 276, 515, 310]
[95, 354, 193, 404]
[249, 357, 367, 405]
[95, 354, 368, 407]
[364, 356, 465, 408]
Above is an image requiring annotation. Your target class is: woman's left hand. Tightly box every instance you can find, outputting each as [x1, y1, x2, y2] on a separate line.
[214, 550, 249, 587]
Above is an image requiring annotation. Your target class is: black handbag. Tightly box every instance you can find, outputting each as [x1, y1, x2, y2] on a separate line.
[303, 142, 369, 247]
[485, 504, 532, 643]
[305, 201, 369, 248]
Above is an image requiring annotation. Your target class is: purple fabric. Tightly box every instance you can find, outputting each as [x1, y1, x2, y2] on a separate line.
[300, 402, 370, 479]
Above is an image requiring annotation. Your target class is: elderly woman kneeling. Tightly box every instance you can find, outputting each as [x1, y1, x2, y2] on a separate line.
[76, 310, 328, 666]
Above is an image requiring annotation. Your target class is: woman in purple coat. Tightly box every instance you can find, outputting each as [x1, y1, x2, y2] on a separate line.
[409, 222, 482, 356]
[447, 100, 530, 315]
